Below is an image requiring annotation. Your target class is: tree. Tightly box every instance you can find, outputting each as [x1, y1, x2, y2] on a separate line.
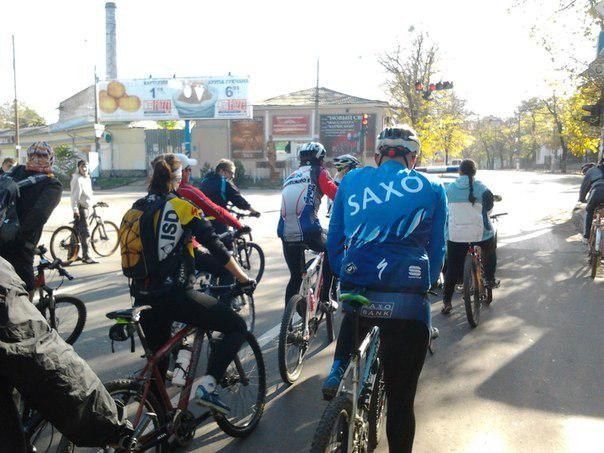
[0, 102, 45, 129]
[561, 82, 601, 160]
[379, 31, 471, 161]
[156, 120, 181, 130]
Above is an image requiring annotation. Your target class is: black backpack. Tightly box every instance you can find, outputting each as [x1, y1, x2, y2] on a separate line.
[0, 168, 50, 245]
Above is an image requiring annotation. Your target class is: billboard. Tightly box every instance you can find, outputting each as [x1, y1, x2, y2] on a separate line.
[97, 76, 251, 121]
[231, 118, 264, 159]
[271, 115, 310, 136]
[320, 114, 376, 157]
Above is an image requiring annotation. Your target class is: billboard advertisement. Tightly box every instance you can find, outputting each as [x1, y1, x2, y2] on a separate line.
[97, 76, 251, 121]
[231, 118, 264, 159]
[320, 114, 376, 157]
[271, 115, 310, 136]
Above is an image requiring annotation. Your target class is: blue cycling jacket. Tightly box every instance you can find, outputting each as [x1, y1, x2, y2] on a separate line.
[327, 160, 447, 324]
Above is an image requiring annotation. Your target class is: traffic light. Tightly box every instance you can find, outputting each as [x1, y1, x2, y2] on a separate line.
[361, 114, 369, 135]
[582, 104, 601, 126]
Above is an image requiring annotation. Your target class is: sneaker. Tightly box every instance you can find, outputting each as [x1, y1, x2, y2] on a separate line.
[323, 299, 339, 313]
[82, 257, 99, 264]
[484, 279, 500, 289]
[195, 384, 230, 414]
[430, 326, 440, 340]
[322, 364, 345, 401]
[581, 237, 589, 245]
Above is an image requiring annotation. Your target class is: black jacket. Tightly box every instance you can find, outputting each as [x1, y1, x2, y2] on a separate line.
[200, 171, 251, 211]
[9, 165, 62, 248]
[579, 164, 604, 203]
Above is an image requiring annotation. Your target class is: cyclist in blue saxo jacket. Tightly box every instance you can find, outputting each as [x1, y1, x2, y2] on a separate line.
[324, 125, 447, 453]
[278, 142, 338, 308]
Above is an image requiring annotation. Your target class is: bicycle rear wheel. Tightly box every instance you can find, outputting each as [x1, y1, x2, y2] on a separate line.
[39, 295, 87, 345]
[58, 379, 168, 452]
[310, 395, 353, 453]
[589, 226, 600, 279]
[368, 362, 387, 450]
[278, 294, 308, 384]
[213, 331, 266, 437]
[91, 221, 119, 257]
[463, 255, 481, 328]
[236, 241, 265, 283]
[50, 226, 79, 266]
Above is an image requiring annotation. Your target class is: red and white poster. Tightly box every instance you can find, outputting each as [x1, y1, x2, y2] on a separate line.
[272, 115, 310, 136]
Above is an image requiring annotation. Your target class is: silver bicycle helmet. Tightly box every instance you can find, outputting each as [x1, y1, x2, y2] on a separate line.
[376, 125, 421, 158]
[333, 154, 362, 171]
[299, 142, 327, 162]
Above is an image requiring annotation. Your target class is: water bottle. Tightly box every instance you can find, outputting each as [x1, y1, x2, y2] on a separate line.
[171, 346, 192, 387]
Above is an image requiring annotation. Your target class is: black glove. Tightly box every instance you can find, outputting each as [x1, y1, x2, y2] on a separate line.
[237, 279, 257, 295]
[238, 225, 252, 235]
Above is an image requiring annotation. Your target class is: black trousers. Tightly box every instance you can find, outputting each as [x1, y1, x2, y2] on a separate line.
[0, 377, 26, 452]
[136, 289, 247, 383]
[443, 237, 496, 304]
[74, 205, 91, 258]
[334, 315, 429, 453]
[0, 247, 34, 292]
[584, 193, 604, 238]
[282, 233, 332, 306]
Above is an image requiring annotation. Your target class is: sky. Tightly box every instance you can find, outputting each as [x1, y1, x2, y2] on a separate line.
[0, 0, 598, 125]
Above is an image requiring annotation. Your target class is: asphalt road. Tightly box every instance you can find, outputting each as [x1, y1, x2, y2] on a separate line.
[39, 170, 603, 452]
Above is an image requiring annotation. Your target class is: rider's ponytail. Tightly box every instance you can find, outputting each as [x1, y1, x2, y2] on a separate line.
[460, 159, 477, 205]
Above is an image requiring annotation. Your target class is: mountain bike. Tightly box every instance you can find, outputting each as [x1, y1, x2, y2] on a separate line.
[50, 201, 119, 265]
[463, 212, 507, 328]
[224, 209, 265, 283]
[34, 244, 86, 345]
[63, 283, 266, 451]
[278, 249, 335, 385]
[588, 204, 603, 279]
[310, 293, 386, 453]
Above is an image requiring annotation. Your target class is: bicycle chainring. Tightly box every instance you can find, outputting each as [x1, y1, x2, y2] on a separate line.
[172, 409, 196, 447]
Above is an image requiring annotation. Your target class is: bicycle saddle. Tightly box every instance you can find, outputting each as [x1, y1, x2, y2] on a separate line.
[106, 306, 152, 321]
[340, 293, 372, 308]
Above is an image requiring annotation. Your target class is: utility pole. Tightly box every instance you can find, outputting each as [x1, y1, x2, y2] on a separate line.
[12, 35, 20, 157]
[314, 58, 320, 140]
[93, 66, 102, 176]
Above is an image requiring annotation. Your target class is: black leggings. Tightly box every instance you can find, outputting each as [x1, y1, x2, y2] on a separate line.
[282, 233, 333, 306]
[136, 289, 247, 382]
[443, 237, 496, 304]
[334, 314, 429, 453]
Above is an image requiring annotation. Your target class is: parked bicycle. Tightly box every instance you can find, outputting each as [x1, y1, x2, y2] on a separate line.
[34, 244, 86, 345]
[463, 212, 507, 328]
[278, 249, 335, 385]
[70, 283, 266, 451]
[50, 201, 119, 265]
[310, 293, 386, 453]
[587, 204, 603, 279]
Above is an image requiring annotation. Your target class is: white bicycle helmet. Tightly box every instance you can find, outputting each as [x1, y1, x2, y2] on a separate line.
[299, 142, 327, 162]
[333, 154, 361, 171]
[376, 125, 421, 158]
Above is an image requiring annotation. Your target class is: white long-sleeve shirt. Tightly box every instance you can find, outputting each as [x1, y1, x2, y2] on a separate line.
[70, 173, 94, 212]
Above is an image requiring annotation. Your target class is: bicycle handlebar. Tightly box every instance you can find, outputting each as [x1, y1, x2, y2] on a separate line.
[94, 201, 108, 208]
[490, 212, 508, 219]
[208, 281, 257, 298]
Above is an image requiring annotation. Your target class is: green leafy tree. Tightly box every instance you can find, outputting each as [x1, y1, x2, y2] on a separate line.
[0, 102, 45, 129]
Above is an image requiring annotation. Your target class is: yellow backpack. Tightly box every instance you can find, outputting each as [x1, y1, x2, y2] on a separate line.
[119, 195, 166, 280]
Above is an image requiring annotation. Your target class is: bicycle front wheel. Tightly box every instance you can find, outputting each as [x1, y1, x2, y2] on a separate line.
[232, 294, 256, 333]
[368, 362, 387, 450]
[310, 395, 353, 453]
[463, 254, 481, 328]
[278, 294, 308, 384]
[50, 226, 79, 266]
[91, 221, 119, 257]
[39, 295, 87, 345]
[213, 331, 266, 438]
[236, 241, 265, 283]
[58, 379, 168, 452]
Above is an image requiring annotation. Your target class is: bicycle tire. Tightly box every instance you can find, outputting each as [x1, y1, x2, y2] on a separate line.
[58, 379, 168, 452]
[91, 221, 119, 257]
[214, 331, 266, 438]
[463, 254, 480, 328]
[278, 294, 308, 385]
[237, 241, 265, 283]
[310, 395, 353, 453]
[50, 226, 80, 266]
[368, 362, 386, 450]
[39, 295, 87, 345]
[589, 226, 600, 279]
